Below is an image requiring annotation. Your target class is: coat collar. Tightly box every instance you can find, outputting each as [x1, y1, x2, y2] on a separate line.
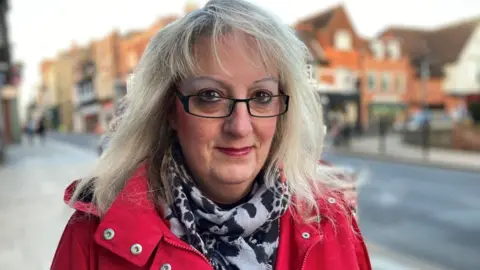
[64, 164, 343, 268]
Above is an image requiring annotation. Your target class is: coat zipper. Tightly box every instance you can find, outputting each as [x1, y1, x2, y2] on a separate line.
[300, 238, 322, 270]
[163, 237, 214, 269]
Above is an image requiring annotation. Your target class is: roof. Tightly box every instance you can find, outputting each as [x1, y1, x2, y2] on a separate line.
[381, 17, 480, 77]
[296, 30, 329, 65]
[295, 4, 342, 29]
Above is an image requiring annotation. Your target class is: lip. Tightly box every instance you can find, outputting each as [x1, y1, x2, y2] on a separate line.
[216, 146, 253, 157]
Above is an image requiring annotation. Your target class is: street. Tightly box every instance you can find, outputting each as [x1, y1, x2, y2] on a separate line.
[0, 133, 478, 270]
[324, 152, 480, 270]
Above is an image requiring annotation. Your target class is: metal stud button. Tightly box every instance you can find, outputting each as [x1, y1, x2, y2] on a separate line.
[103, 229, 115, 240]
[160, 264, 172, 270]
[130, 244, 143, 255]
[328, 197, 336, 204]
[302, 232, 310, 239]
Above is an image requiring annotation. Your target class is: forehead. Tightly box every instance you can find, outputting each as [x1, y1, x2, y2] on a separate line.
[191, 31, 278, 80]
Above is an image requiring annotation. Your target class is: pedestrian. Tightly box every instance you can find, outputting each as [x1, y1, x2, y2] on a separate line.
[26, 117, 36, 146]
[51, 0, 371, 269]
[36, 116, 46, 145]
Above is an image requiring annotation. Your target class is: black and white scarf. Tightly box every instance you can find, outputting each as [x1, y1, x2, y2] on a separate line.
[162, 146, 291, 270]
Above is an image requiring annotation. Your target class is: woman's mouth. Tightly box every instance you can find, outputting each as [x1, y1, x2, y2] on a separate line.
[216, 147, 253, 157]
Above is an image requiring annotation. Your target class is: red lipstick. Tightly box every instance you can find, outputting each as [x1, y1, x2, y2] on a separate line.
[216, 147, 252, 157]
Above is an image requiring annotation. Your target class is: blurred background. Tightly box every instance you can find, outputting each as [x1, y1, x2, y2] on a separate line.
[1, 0, 480, 269]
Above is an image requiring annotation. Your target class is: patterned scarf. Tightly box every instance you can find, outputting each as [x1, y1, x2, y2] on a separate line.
[162, 146, 291, 270]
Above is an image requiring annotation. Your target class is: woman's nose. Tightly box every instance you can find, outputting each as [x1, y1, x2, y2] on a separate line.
[223, 101, 253, 138]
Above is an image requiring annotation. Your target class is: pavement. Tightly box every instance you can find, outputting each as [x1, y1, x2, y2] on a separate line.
[324, 152, 480, 270]
[331, 134, 480, 173]
[1, 134, 476, 269]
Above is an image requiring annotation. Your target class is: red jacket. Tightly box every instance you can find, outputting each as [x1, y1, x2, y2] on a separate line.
[51, 165, 371, 270]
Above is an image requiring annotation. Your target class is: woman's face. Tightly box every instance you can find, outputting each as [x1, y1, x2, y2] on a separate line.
[171, 33, 280, 204]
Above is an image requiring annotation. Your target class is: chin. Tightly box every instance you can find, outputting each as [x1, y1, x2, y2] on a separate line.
[213, 164, 258, 185]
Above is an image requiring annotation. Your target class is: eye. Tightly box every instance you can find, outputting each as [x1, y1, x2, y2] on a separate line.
[252, 91, 273, 103]
[198, 89, 222, 102]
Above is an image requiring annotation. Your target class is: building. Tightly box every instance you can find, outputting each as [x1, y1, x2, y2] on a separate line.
[380, 17, 480, 119]
[359, 35, 410, 130]
[55, 51, 75, 131]
[93, 32, 122, 133]
[73, 44, 98, 133]
[39, 59, 61, 129]
[0, 0, 21, 146]
[295, 5, 364, 132]
[116, 16, 179, 110]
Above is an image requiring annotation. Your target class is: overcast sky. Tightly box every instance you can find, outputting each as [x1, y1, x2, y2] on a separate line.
[7, 0, 480, 121]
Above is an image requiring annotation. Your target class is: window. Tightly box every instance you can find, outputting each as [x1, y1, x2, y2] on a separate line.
[367, 72, 376, 90]
[381, 73, 391, 91]
[334, 29, 352, 51]
[395, 73, 406, 92]
[387, 40, 401, 60]
[370, 40, 385, 60]
[336, 68, 355, 90]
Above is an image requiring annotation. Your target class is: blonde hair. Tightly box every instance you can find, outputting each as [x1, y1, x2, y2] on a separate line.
[72, 0, 335, 221]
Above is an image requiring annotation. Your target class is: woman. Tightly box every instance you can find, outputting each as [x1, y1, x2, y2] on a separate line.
[51, 0, 371, 269]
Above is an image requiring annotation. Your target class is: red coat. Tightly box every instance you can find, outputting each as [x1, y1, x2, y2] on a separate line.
[51, 165, 371, 270]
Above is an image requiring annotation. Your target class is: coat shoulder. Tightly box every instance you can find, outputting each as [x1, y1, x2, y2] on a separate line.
[51, 211, 100, 270]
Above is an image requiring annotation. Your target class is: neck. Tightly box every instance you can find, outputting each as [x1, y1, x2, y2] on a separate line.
[198, 181, 255, 205]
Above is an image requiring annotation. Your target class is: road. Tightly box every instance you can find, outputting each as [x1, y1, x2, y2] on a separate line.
[11, 132, 480, 270]
[323, 152, 480, 270]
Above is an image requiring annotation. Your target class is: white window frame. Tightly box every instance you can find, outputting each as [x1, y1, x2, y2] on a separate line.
[367, 71, 376, 91]
[334, 29, 352, 51]
[395, 73, 406, 92]
[370, 40, 385, 60]
[381, 72, 391, 91]
[387, 40, 401, 60]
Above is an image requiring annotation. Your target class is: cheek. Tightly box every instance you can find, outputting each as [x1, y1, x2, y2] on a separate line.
[173, 100, 218, 147]
[255, 118, 278, 144]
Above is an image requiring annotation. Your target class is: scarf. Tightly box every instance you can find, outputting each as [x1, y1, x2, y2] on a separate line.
[162, 146, 291, 270]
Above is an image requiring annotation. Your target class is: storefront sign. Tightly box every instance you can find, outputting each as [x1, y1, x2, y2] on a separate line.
[372, 95, 401, 103]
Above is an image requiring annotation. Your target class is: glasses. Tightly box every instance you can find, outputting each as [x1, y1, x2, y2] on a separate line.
[176, 91, 289, 118]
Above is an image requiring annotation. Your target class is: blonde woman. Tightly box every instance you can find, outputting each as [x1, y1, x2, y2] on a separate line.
[51, 0, 371, 269]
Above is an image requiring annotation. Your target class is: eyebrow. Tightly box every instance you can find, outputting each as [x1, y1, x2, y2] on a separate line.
[188, 76, 279, 88]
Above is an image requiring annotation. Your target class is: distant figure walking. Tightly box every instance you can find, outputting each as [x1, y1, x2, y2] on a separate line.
[26, 117, 36, 146]
[36, 116, 46, 145]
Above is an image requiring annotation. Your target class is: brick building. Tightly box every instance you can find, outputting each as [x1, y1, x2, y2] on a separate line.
[380, 17, 480, 120]
[295, 5, 365, 132]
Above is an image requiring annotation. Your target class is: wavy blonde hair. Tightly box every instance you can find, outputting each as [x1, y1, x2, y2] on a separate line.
[72, 0, 335, 222]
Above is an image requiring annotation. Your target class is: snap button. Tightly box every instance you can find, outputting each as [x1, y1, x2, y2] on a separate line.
[130, 244, 143, 255]
[103, 229, 115, 240]
[302, 232, 310, 239]
[160, 264, 172, 270]
[328, 197, 336, 204]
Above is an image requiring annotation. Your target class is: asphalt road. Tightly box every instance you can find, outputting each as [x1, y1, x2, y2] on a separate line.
[324, 152, 480, 270]
[46, 132, 480, 270]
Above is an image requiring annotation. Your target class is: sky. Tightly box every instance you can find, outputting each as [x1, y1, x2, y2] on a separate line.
[7, 0, 480, 122]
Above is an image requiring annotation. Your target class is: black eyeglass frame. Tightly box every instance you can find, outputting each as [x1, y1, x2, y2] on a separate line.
[175, 90, 290, 119]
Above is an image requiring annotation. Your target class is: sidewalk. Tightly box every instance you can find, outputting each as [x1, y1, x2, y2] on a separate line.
[0, 138, 96, 270]
[331, 134, 480, 173]
[0, 137, 448, 269]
